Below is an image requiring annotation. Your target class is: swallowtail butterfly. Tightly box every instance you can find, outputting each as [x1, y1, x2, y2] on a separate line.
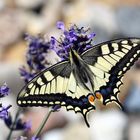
[17, 38, 140, 127]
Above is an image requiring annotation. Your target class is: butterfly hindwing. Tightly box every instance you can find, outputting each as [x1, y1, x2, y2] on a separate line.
[82, 38, 140, 107]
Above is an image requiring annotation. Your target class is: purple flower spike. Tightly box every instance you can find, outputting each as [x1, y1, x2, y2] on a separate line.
[19, 67, 35, 83]
[56, 21, 65, 30]
[4, 113, 12, 128]
[51, 23, 96, 60]
[15, 119, 32, 131]
[0, 107, 8, 119]
[0, 83, 10, 97]
[0, 105, 11, 119]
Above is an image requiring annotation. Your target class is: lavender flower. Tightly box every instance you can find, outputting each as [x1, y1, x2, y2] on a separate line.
[0, 105, 11, 119]
[51, 21, 96, 60]
[5, 109, 32, 140]
[4, 109, 31, 134]
[0, 83, 10, 97]
[20, 34, 53, 82]
[25, 34, 50, 71]
[15, 119, 32, 131]
[23, 120, 32, 131]
[4, 112, 12, 127]
[0, 83, 32, 139]
[0, 83, 11, 120]
[19, 67, 35, 83]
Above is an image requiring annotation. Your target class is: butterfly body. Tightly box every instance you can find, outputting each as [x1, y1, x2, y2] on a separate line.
[17, 38, 140, 127]
[69, 48, 95, 93]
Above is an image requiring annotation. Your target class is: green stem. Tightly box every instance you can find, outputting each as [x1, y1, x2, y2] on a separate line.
[34, 108, 53, 138]
[7, 108, 21, 140]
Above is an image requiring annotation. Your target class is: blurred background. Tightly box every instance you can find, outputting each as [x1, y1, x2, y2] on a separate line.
[1, 0, 140, 140]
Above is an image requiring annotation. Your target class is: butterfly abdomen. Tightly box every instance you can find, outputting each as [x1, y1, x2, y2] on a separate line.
[70, 49, 95, 92]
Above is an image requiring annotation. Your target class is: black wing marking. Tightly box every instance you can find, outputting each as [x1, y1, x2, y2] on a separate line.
[82, 38, 140, 107]
[17, 60, 95, 127]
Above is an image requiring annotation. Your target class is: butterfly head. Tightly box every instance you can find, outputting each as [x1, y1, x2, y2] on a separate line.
[69, 47, 81, 64]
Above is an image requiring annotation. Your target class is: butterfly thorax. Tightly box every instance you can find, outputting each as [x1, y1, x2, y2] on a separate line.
[69, 48, 94, 92]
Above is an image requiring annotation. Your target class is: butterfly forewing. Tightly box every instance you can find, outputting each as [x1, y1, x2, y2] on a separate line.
[82, 38, 140, 105]
[17, 61, 71, 104]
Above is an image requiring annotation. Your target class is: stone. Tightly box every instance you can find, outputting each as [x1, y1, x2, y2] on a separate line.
[116, 7, 140, 37]
[0, 9, 25, 48]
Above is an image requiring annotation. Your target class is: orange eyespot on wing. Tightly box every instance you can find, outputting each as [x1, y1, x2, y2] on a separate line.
[88, 94, 95, 105]
[95, 92, 102, 100]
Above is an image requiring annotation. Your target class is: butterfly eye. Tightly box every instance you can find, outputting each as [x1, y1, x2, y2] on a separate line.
[88, 94, 95, 106]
